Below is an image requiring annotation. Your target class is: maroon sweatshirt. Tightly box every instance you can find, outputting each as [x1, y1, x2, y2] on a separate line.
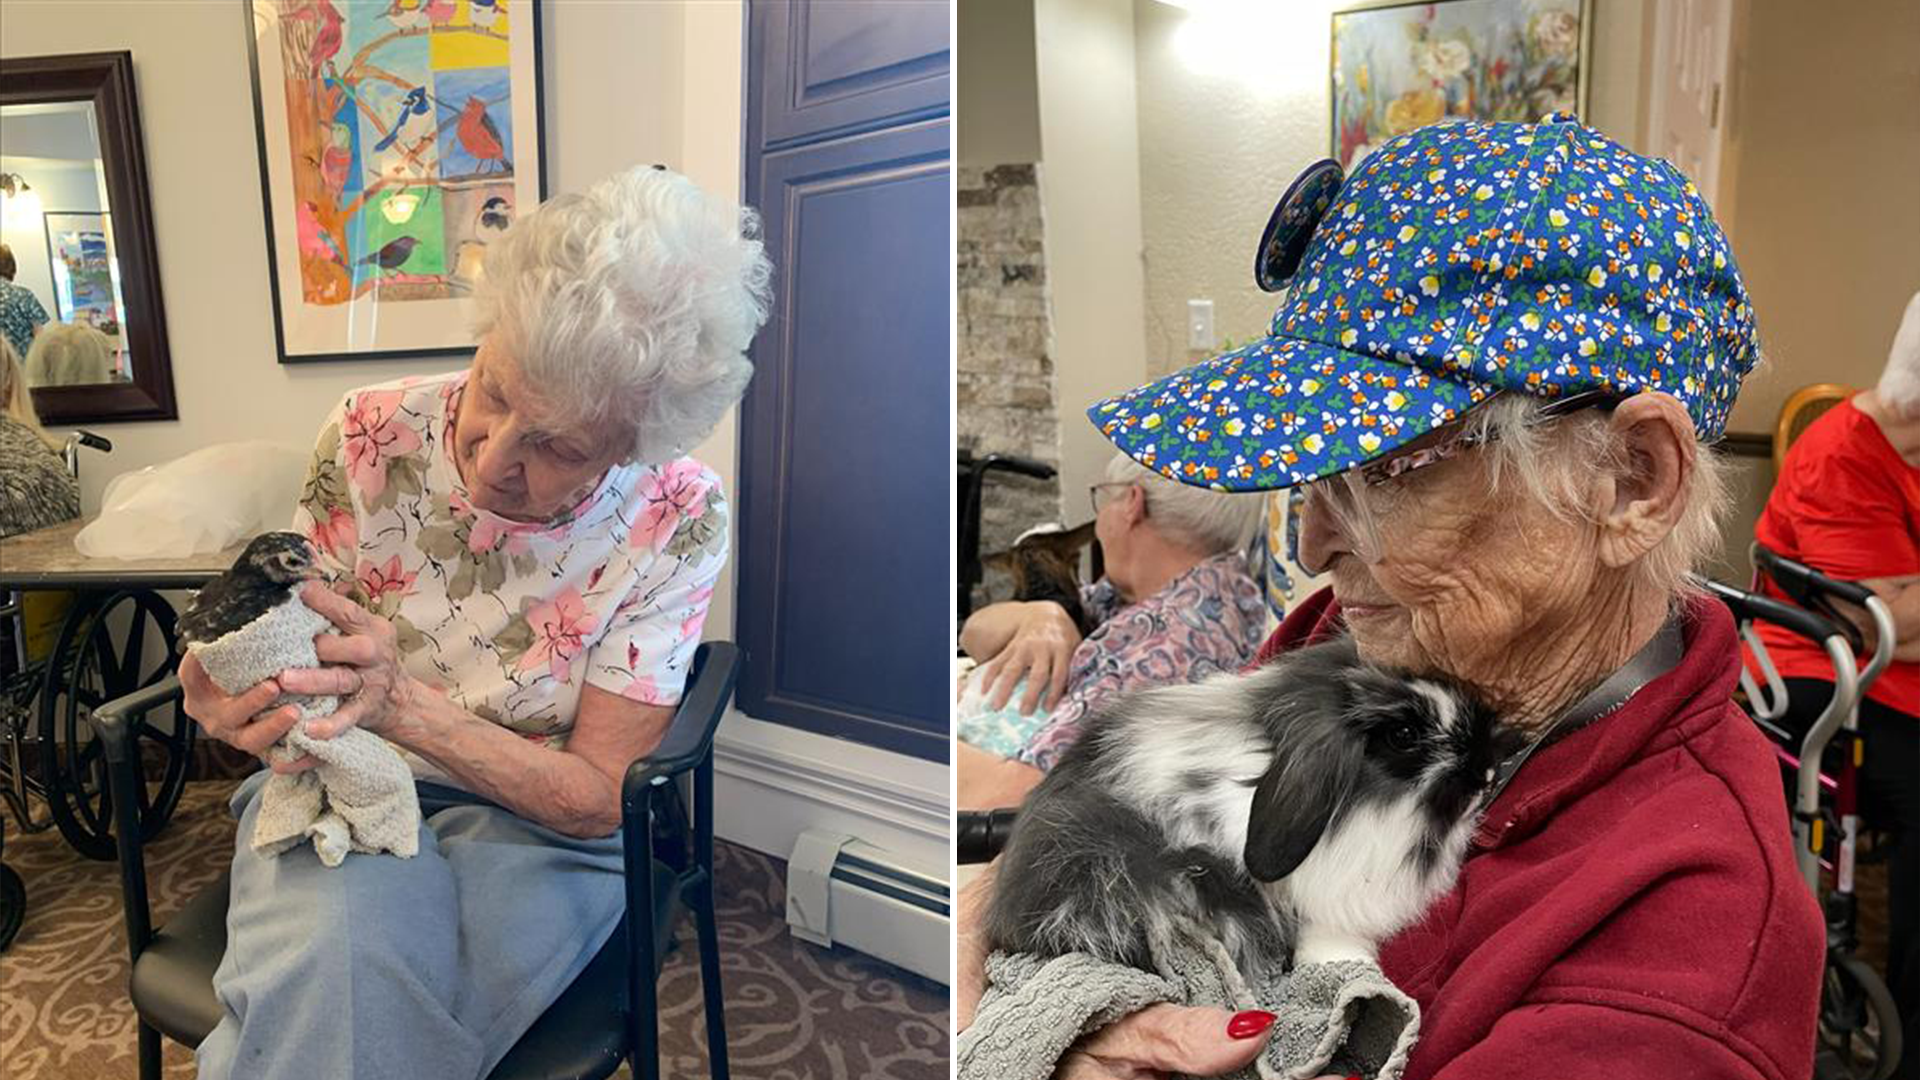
[1255, 590, 1824, 1080]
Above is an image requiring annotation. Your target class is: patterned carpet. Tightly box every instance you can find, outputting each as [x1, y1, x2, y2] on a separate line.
[0, 780, 950, 1080]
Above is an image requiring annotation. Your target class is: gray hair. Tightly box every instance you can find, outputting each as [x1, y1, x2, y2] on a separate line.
[472, 166, 773, 466]
[1879, 290, 1920, 420]
[1106, 452, 1264, 555]
[1314, 393, 1729, 602]
[25, 323, 114, 387]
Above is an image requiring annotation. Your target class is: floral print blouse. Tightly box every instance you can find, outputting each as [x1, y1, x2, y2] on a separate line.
[292, 371, 727, 773]
[1017, 552, 1266, 771]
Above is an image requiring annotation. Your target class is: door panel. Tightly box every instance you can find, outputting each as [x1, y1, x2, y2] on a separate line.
[755, 0, 949, 149]
[738, 2, 951, 762]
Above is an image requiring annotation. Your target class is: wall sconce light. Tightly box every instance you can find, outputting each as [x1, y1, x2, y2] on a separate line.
[0, 172, 44, 227]
[382, 189, 420, 225]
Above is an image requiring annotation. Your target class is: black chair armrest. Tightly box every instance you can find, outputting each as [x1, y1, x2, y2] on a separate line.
[93, 675, 186, 759]
[956, 808, 1019, 865]
[617, 641, 742, 1075]
[621, 642, 742, 799]
[90, 673, 185, 966]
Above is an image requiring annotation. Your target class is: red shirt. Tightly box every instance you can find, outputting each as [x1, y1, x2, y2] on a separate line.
[1749, 396, 1920, 714]
[1256, 590, 1823, 1080]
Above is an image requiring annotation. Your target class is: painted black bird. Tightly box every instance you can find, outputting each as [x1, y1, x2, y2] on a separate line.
[478, 196, 512, 233]
[358, 235, 420, 275]
[179, 532, 322, 648]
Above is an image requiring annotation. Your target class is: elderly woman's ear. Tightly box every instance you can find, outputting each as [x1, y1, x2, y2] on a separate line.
[1594, 391, 1697, 571]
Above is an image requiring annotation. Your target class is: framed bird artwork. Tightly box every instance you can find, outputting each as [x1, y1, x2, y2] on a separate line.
[243, 0, 545, 362]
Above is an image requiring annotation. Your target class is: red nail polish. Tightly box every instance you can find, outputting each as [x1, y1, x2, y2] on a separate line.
[1226, 1009, 1276, 1039]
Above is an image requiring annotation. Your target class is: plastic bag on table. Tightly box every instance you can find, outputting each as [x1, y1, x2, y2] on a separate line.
[73, 442, 309, 559]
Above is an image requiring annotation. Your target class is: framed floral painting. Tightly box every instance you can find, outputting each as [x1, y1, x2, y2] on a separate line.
[244, 0, 545, 363]
[1331, 0, 1590, 170]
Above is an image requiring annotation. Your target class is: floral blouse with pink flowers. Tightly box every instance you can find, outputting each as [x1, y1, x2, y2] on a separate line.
[1016, 552, 1265, 772]
[291, 371, 728, 777]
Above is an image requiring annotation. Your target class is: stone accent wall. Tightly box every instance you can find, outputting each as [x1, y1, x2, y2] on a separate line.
[958, 163, 1063, 605]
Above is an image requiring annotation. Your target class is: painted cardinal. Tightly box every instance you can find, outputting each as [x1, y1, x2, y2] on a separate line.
[455, 97, 506, 173]
[303, 0, 343, 75]
[424, 0, 456, 26]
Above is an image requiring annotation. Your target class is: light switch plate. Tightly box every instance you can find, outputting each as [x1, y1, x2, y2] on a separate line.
[1187, 299, 1215, 350]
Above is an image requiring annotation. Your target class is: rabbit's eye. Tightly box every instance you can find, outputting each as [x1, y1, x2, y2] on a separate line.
[1384, 722, 1421, 754]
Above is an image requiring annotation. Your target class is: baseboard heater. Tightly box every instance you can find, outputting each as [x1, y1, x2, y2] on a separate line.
[785, 830, 950, 985]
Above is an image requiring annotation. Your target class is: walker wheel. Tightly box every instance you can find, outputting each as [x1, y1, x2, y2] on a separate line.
[1817, 951, 1903, 1080]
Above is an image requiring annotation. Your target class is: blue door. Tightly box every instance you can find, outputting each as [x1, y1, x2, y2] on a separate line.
[736, 1, 951, 762]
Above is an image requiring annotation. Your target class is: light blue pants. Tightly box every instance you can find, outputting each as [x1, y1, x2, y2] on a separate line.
[195, 771, 628, 1080]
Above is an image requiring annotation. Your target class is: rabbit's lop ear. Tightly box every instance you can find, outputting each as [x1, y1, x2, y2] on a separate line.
[1244, 749, 1352, 883]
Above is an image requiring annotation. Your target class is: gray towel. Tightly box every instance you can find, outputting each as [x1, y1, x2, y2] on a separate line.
[958, 923, 1418, 1080]
[187, 595, 420, 867]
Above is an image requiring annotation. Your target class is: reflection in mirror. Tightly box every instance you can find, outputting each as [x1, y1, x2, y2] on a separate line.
[0, 100, 133, 387]
[2, 50, 176, 424]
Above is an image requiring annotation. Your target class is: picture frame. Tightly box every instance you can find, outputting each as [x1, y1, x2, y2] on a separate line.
[41, 210, 123, 329]
[1331, 0, 1592, 171]
[242, 0, 546, 363]
[41, 208, 130, 381]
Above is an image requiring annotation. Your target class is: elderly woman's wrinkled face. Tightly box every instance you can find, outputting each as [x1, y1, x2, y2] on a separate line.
[454, 338, 626, 522]
[1298, 432, 1604, 693]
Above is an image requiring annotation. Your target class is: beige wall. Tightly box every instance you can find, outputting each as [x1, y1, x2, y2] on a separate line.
[1718, 0, 1920, 435]
[1033, 0, 1151, 513]
[957, 0, 1042, 166]
[1132, 0, 1339, 378]
[1133, 0, 1651, 382]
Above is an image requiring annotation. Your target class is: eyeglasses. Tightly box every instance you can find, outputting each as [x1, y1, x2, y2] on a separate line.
[1352, 389, 1628, 488]
[1089, 482, 1132, 516]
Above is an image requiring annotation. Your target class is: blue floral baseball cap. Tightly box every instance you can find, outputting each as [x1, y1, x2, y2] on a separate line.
[1089, 114, 1759, 491]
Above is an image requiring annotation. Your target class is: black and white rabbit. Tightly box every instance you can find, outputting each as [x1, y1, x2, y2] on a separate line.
[984, 637, 1518, 987]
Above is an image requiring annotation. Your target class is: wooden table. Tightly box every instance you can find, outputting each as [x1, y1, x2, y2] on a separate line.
[0, 518, 247, 590]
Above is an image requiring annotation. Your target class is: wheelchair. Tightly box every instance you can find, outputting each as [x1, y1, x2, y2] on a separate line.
[1707, 548, 1902, 1080]
[0, 431, 196, 863]
[957, 449, 1059, 628]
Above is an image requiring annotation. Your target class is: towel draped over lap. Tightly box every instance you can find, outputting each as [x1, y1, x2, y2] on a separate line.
[958, 923, 1419, 1080]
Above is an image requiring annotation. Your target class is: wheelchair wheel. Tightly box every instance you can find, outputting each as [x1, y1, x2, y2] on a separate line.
[0, 817, 22, 951]
[1817, 951, 1903, 1080]
[0, 862, 22, 951]
[36, 590, 193, 862]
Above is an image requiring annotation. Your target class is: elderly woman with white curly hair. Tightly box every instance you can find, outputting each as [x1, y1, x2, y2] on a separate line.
[179, 165, 770, 1080]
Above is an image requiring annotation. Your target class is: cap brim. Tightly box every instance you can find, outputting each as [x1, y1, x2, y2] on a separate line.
[1088, 335, 1499, 491]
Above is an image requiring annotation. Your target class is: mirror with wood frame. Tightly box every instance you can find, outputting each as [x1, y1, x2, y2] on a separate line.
[0, 50, 176, 423]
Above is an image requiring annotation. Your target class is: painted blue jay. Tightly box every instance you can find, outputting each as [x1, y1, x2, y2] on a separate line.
[372, 86, 430, 153]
